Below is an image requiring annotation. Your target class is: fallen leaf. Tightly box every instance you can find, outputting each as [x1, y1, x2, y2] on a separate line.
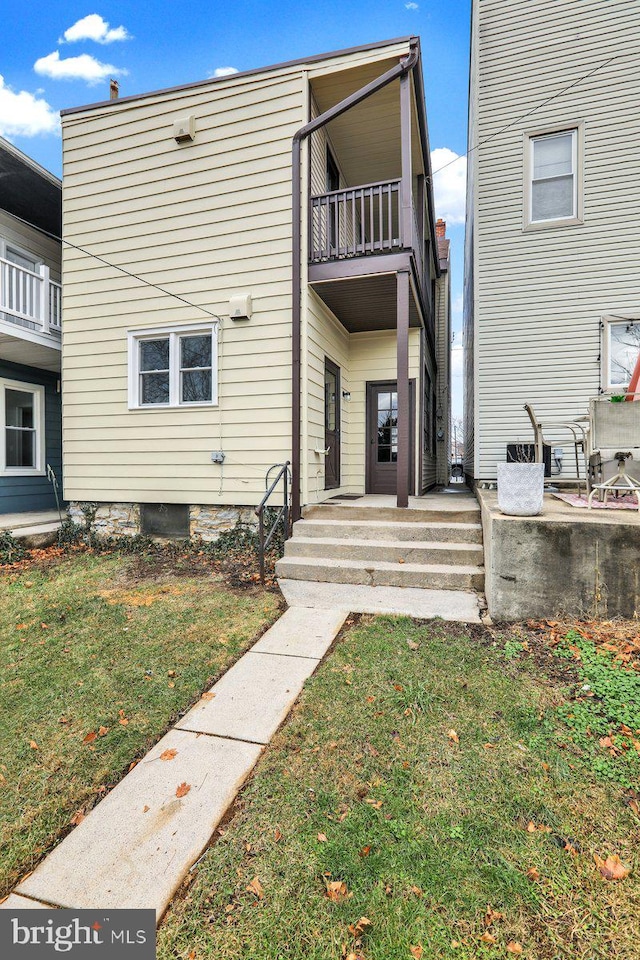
[274, 828, 283, 842]
[201, 691, 216, 701]
[410, 885, 423, 896]
[447, 729, 459, 744]
[407, 640, 419, 651]
[483, 743, 496, 750]
[479, 932, 497, 944]
[506, 943, 523, 955]
[245, 876, 264, 899]
[594, 853, 631, 880]
[160, 749, 178, 762]
[326, 880, 351, 903]
[143, 805, 150, 813]
[366, 696, 376, 703]
[98, 726, 109, 737]
[359, 845, 371, 858]
[176, 782, 191, 798]
[364, 799, 383, 809]
[409, 947, 423, 959]
[394, 684, 404, 692]
[29, 740, 39, 751]
[317, 833, 328, 843]
[526, 867, 540, 881]
[348, 917, 372, 937]
[82, 731, 97, 744]
[70, 810, 85, 826]
[168, 670, 176, 678]
[629, 798, 640, 817]
[485, 905, 504, 927]
[526, 821, 536, 833]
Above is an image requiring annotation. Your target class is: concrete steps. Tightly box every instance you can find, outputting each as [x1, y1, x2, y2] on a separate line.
[276, 498, 485, 593]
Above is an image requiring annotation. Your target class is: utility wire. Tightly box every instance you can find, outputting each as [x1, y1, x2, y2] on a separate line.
[431, 53, 620, 178]
[6, 211, 223, 323]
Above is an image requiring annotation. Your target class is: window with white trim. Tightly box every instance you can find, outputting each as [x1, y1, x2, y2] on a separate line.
[526, 127, 580, 226]
[128, 324, 218, 408]
[0, 378, 45, 474]
[605, 319, 640, 390]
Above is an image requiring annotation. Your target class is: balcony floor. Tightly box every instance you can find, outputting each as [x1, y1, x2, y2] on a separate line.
[309, 270, 422, 333]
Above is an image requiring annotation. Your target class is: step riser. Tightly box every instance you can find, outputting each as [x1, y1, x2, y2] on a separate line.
[293, 520, 483, 544]
[285, 540, 483, 566]
[303, 505, 481, 524]
[276, 559, 484, 592]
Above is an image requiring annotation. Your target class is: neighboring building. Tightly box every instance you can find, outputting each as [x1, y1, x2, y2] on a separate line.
[0, 138, 62, 514]
[464, 0, 640, 483]
[60, 36, 448, 537]
[434, 218, 451, 485]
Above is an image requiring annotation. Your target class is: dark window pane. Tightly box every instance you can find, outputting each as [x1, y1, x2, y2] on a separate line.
[378, 412, 391, 428]
[141, 372, 170, 404]
[391, 450, 398, 463]
[182, 369, 212, 403]
[377, 446, 391, 463]
[181, 335, 211, 370]
[378, 427, 390, 445]
[6, 389, 34, 429]
[140, 338, 169, 372]
[6, 428, 35, 467]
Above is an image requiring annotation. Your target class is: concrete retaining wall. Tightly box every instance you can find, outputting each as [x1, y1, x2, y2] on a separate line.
[478, 489, 640, 620]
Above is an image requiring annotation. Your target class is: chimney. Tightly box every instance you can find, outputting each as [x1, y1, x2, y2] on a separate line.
[109, 79, 119, 100]
[435, 218, 446, 239]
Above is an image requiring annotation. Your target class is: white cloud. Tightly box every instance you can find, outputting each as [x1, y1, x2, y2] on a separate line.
[212, 67, 239, 78]
[0, 75, 59, 137]
[34, 51, 127, 86]
[405, 2, 419, 9]
[60, 14, 130, 44]
[431, 147, 467, 225]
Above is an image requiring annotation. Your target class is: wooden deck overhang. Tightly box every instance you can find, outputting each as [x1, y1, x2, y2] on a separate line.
[309, 254, 423, 333]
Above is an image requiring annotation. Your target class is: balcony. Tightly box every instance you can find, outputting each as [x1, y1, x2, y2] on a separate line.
[308, 178, 431, 335]
[0, 256, 61, 335]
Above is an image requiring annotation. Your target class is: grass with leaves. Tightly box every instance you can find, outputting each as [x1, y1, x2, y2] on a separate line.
[158, 616, 639, 960]
[0, 553, 280, 897]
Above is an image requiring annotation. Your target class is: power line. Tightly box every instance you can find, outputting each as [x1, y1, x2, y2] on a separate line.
[6, 211, 223, 323]
[431, 53, 620, 178]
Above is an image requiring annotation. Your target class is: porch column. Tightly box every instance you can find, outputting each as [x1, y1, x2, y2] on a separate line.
[396, 269, 410, 508]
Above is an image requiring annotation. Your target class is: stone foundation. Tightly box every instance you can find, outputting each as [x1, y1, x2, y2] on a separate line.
[69, 502, 257, 541]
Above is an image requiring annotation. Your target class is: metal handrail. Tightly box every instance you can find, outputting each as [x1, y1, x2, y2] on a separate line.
[255, 461, 291, 582]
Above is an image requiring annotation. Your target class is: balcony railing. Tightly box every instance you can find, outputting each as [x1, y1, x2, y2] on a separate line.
[309, 179, 430, 314]
[310, 179, 402, 262]
[0, 257, 61, 334]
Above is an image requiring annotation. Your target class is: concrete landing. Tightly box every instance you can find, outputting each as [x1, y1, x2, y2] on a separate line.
[279, 579, 482, 622]
[0, 510, 62, 548]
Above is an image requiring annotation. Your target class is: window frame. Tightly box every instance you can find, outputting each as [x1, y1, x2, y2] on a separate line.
[127, 323, 218, 410]
[603, 316, 640, 392]
[523, 123, 584, 230]
[0, 377, 45, 476]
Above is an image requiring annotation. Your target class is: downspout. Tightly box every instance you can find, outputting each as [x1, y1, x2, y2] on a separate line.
[290, 39, 420, 521]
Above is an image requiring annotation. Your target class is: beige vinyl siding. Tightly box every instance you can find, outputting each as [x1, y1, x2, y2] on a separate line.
[470, 0, 640, 480]
[61, 67, 305, 506]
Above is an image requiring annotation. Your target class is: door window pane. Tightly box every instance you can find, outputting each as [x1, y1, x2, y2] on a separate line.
[325, 370, 337, 431]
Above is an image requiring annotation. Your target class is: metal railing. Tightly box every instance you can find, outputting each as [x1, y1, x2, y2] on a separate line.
[310, 179, 401, 262]
[255, 461, 291, 583]
[0, 256, 61, 333]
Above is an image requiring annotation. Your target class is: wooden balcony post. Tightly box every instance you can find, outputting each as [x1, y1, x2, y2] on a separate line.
[396, 268, 410, 508]
[400, 71, 412, 249]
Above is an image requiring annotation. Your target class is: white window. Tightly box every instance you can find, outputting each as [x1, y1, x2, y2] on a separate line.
[0, 378, 45, 475]
[128, 324, 218, 409]
[525, 126, 582, 227]
[604, 319, 640, 391]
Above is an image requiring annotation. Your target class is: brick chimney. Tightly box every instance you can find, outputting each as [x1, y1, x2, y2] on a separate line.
[435, 218, 446, 239]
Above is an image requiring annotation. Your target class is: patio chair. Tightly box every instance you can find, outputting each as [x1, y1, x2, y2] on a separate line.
[586, 396, 640, 494]
[523, 404, 589, 491]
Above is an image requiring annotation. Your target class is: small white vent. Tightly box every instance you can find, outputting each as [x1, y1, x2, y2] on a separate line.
[173, 116, 195, 143]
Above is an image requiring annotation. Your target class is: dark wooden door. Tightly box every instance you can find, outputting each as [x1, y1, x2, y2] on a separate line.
[324, 358, 340, 489]
[366, 380, 414, 495]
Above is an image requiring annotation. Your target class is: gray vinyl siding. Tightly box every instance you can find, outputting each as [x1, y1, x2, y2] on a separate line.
[0, 360, 62, 514]
[435, 268, 450, 485]
[468, 0, 640, 480]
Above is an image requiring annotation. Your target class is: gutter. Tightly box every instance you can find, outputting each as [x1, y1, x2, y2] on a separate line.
[290, 39, 420, 521]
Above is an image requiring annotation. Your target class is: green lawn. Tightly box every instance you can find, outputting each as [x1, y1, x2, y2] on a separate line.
[157, 616, 640, 960]
[0, 553, 280, 897]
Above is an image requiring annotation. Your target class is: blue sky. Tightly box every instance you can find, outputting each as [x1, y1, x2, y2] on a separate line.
[0, 1, 470, 416]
